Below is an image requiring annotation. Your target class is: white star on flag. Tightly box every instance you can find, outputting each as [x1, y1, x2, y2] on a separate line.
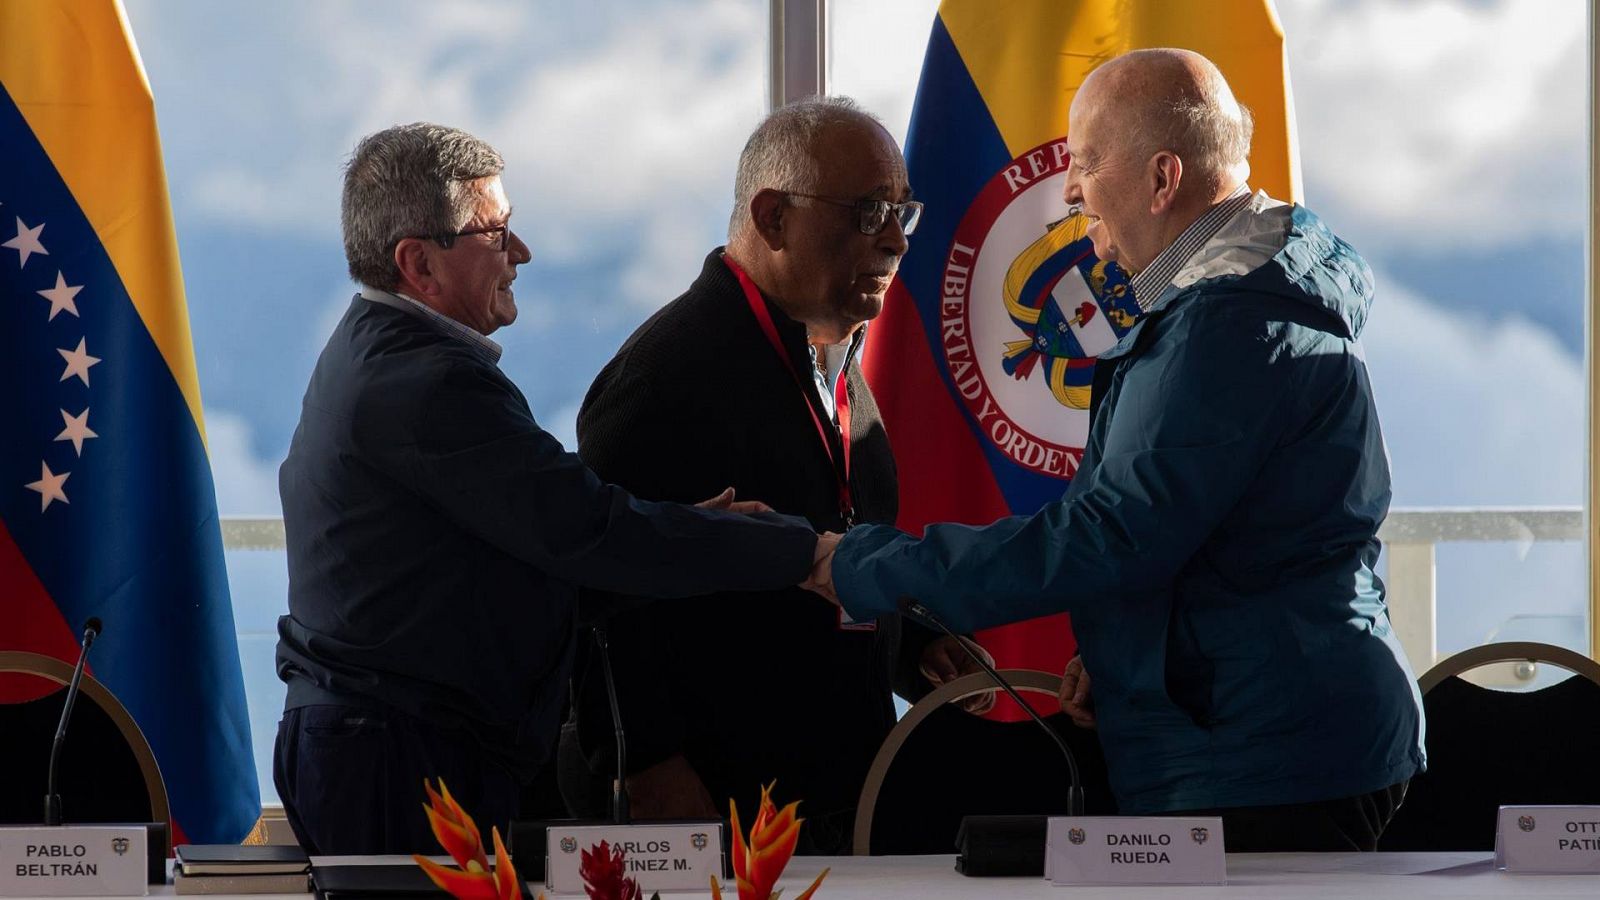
[3, 217, 48, 268]
[24, 461, 70, 512]
[58, 337, 101, 386]
[55, 408, 97, 456]
[36, 271, 84, 320]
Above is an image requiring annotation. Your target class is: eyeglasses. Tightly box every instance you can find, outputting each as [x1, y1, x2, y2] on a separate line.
[785, 193, 923, 236]
[402, 218, 514, 251]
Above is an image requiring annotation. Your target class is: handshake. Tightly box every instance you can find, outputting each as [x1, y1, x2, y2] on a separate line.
[695, 488, 843, 602]
[800, 531, 842, 603]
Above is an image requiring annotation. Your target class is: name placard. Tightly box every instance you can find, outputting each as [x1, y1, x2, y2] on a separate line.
[0, 826, 147, 897]
[1045, 816, 1225, 886]
[545, 822, 722, 894]
[1495, 806, 1600, 873]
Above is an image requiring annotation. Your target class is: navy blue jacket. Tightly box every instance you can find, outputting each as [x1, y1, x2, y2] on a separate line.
[834, 198, 1426, 813]
[276, 295, 817, 778]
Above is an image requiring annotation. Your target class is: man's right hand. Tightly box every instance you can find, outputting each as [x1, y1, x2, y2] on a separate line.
[802, 532, 842, 603]
[624, 753, 721, 820]
[1057, 655, 1096, 729]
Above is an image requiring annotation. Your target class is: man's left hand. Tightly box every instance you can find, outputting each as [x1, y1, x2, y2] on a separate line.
[919, 636, 997, 716]
[695, 486, 773, 515]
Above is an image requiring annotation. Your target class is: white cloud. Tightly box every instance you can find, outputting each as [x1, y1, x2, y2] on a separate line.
[1278, 0, 1586, 248]
[1363, 269, 1584, 508]
[131, 0, 766, 320]
[830, 0, 941, 145]
[203, 409, 283, 516]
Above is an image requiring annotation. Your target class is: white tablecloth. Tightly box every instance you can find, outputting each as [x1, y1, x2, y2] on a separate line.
[130, 852, 1599, 899]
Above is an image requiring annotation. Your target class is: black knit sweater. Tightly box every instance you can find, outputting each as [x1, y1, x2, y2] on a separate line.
[569, 249, 922, 830]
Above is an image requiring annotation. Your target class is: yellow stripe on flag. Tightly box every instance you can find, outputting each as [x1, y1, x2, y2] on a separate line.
[939, 0, 1300, 202]
[0, 0, 209, 444]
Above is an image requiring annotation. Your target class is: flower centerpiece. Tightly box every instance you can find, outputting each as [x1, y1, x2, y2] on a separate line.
[711, 783, 828, 900]
[411, 778, 521, 900]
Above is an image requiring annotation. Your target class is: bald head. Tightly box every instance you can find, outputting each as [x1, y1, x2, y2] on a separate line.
[1078, 48, 1253, 193]
[1062, 49, 1253, 270]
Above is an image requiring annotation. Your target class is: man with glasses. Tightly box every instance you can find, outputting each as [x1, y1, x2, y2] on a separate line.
[561, 98, 987, 853]
[274, 123, 825, 855]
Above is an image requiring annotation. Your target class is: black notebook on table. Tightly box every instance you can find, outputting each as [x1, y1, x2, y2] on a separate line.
[175, 844, 311, 876]
[312, 864, 534, 900]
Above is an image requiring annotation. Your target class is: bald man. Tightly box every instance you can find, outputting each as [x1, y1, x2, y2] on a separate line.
[808, 49, 1425, 851]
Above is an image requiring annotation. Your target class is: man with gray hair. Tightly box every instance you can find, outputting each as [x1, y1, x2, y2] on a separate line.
[561, 97, 989, 852]
[274, 122, 824, 854]
[809, 49, 1426, 850]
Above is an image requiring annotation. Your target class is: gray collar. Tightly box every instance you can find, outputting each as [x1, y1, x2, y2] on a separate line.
[1129, 184, 1253, 311]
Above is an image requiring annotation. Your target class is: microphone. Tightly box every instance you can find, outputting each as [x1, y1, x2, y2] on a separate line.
[590, 625, 630, 824]
[45, 616, 102, 826]
[897, 599, 1083, 817]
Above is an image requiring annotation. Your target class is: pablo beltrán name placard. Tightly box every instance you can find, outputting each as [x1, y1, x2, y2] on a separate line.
[0, 827, 148, 897]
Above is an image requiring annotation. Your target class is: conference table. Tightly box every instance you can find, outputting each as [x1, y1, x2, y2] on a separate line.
[135, 852, 1596, 899]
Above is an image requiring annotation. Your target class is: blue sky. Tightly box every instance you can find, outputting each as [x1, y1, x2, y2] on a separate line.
[117, 0, 1589, 799]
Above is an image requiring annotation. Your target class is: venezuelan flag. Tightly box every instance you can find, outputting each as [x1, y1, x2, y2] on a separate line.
[866, 0, 1299, 720]
[0, 1, 257, 841]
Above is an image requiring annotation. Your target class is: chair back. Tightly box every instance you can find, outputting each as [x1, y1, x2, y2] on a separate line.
[0, 651, 171, 853]
[1379, 641, 1600, 851]
[853, 669, 1113, 855]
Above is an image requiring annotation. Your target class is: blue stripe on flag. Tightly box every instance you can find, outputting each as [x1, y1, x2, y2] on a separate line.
[898, 17, 1081, 513]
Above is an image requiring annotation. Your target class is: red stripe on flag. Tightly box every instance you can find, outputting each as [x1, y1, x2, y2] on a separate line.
[865, 282, 1076, 720]
[865, 281, 1010, 531]
[0, 516, 79, 702]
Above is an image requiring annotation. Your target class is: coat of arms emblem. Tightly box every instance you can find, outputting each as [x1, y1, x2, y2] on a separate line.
[1067, 827, 1086, 845]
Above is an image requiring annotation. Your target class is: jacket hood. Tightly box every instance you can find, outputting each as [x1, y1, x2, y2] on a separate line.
[1151, 193, 1374, 340]
[1239, 204, 1375, 339]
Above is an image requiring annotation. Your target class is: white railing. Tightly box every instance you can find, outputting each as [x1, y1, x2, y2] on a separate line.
[1377, 507, 1586, 678]
[221, 506, 1588, 675]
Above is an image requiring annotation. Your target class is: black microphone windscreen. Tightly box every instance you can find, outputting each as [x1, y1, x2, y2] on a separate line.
[83, 617, 102, 637]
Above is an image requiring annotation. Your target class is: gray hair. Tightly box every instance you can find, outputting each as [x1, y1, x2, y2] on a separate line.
[342, 122, 504, 291]
[1154, 94, 1254, 180]
[727, 96, 880, 240]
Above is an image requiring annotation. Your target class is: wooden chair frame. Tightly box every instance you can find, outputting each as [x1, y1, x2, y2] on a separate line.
[1418, 640, 1600, 694]
[0, 650, 171, 851]
[852, 668, 1062, 856]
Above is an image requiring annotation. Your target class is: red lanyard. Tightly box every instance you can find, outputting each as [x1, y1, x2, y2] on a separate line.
[723, 255, 854, 527]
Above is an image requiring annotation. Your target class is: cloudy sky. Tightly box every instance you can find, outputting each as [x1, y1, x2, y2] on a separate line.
[117, 0, 1588, 799]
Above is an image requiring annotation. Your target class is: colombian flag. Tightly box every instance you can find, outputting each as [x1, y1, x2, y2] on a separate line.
[869, 0, 1300, 720]
[0, 2, 258, 841]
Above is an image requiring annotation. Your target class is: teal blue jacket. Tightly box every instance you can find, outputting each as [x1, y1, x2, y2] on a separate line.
[835, 197, 1426, 813]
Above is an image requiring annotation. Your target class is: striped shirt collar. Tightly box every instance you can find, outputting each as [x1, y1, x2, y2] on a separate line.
[1129, 183, 1253, 311]
[359, 286, 503, 365]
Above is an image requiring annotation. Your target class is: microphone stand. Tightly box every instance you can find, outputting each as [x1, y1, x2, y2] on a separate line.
[45, 617, 101, 826]
[900, 599, 1083, 815]
[591, 625, 630, 825]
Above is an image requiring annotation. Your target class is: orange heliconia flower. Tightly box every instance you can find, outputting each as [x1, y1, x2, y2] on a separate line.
[412, 778, 521, 900]
[710, 783, 828, 900]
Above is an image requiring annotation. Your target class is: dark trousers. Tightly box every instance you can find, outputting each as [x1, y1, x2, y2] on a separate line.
[1172, 781, 1409, 852]
[273, 704, 520, 855]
